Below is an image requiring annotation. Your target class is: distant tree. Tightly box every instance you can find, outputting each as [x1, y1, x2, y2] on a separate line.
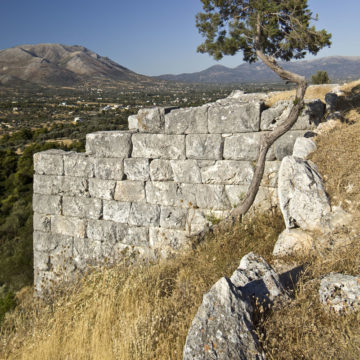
[312, 70, 330, 84]
[196, 0, 331, 222]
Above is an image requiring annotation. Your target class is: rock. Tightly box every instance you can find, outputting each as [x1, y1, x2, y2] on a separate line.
[186, 134, 223, 160]
[131, 107, 166, 133]
[124, 158, 150, 181]
[319, 273, 360, 313]
[183, 277, 265, 360]
[278, 156, 331, 230]
[324, 92, 338, 111]
[292, 137, 317, 159]
[114, 181, 145, 202]
[273, 228, 314, 257]
[223, 133, 262, 161]
[273, 130, 308, 161]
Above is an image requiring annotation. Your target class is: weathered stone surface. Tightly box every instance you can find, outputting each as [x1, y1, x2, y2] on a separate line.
[292, 137, 316, 159]
[149, 159, 174, 181]
[146, 181, 181, 207]
[171, 160, 202, 183]
[33, 175, 63, 195]
[132, 133, 185, 159]
[319, 273, 360, 313]
[33, 213, 51, 232]
[61, 177, 89, 197]
[88, 178, 116, 200]
[129, 203, 161, 226]
[114, 181, 145, 202]
[93, 157, 124, 180]
[64, 152, 94, 178]
[201, 160, 254, 185]
[86, 131, 132, 158]
[278, 156, 331, 230]
[165, 106, 208, 134]
[223, 133, 261, 161]
[87, 219, 127, 243]
[33, 231, 61, 252]
[133, 107, 165, 133]
[51, 215, 86, 238]
[186, 208, 230, 235]
[50, 237, 75, 274]
[34, 250, 51, 271]
[261, 100, 290, 131]
[149, 227, 189, 254]
[231, 252, 288, 305]
[34, 149, 65, 176]
[103, 200, 131, 223]
[128, 114, 138, 131]
[33, 194, 61, 215]
[186, 134, 223, 160]
[208, 102, 262, 133]
[273, 229, 314, 257]
[124, 158, 150, 181]
[62, 196, 102, 219]
[262, 161, 281, 187]
[122, 227, 149, 246]
[273, 131, 308, 161]
[160, 206, 188, 229]
[324, 92, 338, 111]
[183, 277, 265, 360]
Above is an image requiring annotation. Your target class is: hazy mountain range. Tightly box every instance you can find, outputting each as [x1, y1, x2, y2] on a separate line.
[0, 43, 359, 89]
[157, 56, 360, 84]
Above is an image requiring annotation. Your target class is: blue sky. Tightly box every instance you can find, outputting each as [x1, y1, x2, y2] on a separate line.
[1, 0, 359, 76]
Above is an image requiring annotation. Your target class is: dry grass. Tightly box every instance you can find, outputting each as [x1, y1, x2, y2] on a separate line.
[0, 210, 283, 360]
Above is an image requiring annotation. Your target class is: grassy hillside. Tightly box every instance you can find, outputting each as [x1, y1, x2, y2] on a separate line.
[1, 81, 360, 359]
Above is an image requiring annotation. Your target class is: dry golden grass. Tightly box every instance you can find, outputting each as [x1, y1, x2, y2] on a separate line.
[0, 210, 283, 360]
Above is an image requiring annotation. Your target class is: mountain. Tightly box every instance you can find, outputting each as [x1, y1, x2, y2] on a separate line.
[157, 56, 360, 84]
[0, 43, 160, 89]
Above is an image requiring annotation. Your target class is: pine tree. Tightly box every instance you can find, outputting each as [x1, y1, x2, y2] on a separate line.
[196, 0, 331, 221]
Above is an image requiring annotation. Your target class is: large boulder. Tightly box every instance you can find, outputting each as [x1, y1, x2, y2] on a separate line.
[278, 155, 331, 230]
[319, 273, 360, 313]
[273, 228, 314, 257]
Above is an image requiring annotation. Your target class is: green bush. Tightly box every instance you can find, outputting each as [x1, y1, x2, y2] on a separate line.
[312, 70, 330, 84]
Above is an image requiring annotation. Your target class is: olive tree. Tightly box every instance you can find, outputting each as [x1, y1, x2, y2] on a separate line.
[196, 0, 331, 222]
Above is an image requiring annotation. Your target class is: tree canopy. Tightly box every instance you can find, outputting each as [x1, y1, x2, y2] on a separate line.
[196, 0, 331, 65]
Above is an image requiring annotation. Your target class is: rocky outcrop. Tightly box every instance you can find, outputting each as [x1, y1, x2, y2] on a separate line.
[183, 253, 288, 360]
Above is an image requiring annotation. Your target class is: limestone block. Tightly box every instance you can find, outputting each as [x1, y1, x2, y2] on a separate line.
[319, 273, 360, 313]
[73, 237, 106, 268]
[33, 175, 63, 195]
[124, 158, 149, 181]
[88, 178, 116, 200]
[51, 215, 86, 238]
[273, 228, 314, 257]
[62, 196, 102, 220]
[33, 213, 51, 232]
[87, 219, 128, 244]
[149, 159, 174, 181]
[33, 194, 61, 215]
[33, 250, 50, 271]
[149, 227, 189, 253]
[262, 161, 281, 187]
[273, 130, 308, 161]
[201, 160, 254, 185]
[33, 231, 61, 252]
[122, 227, 149, 246]
[86, 131, 132, 158]
[197, 160, 216, 168]
[129, 203, 161, 226]
[146, 181, 181, 207]
[278, 156, 331, 230]
[50, 237, 75, 275]
[103, 200, 131, 223]
[165, 105, 208, 134]
[93, 157, 124, 180]
[132, 133, 185, 159]
[292, 137, 317, 159]
[160, 206, 188, 229]
[183, 277, 265, 360]
[261, 101, 290, 131]
[133, 107, 165, 133]
[186, 134, 223, 160]
[180, 184, 231, 210]
[61, 177, 89, 197]
[64, 152, 94, 178]
[128, 114, 138, 131]
[223, 133, 262, 161]
[34, 271, 57, 294]
[113, 243, 154, 262]
[170, 160, 202, 183]
[114, 181, 145, 202]
[33, 149, 65, 176]
[208, 102, 262, 133]
[186, 208, 230, 235]
[224, 184, 249, 207]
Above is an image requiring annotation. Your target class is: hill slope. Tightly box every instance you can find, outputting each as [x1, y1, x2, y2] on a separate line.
[0, 43, 160, 88]
[158, 56, 360, 84]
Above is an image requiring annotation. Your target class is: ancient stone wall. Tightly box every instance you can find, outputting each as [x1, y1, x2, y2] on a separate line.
[32, 92, 325, 293]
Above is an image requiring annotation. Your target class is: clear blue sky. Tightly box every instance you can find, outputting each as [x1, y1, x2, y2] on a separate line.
[1, 0, 359, 76]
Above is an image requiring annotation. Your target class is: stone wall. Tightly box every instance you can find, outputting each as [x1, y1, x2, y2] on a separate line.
[33, 92, 325, 293]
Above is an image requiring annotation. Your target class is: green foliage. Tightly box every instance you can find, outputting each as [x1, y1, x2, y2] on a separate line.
[0, 290, 16, 325]
[311, 70, 330, 84]
[196, 0, 331, 62]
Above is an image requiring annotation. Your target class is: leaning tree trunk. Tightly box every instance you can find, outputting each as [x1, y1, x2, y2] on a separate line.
[210, 50, 307, 234]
